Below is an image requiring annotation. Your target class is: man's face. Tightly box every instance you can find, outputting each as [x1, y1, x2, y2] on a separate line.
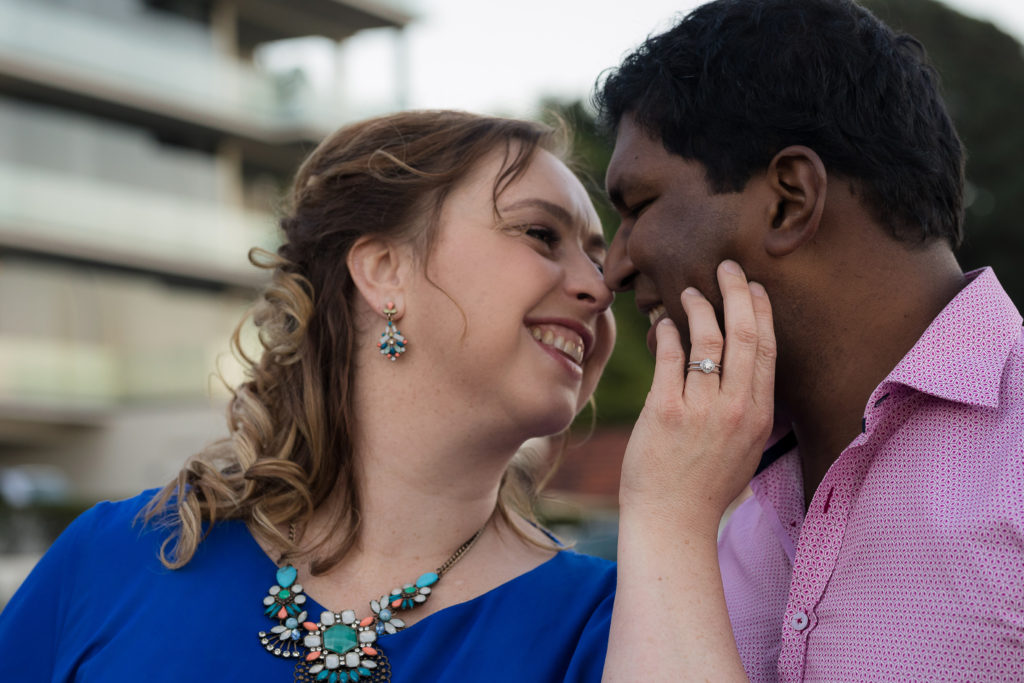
[604, 114, 763, 354]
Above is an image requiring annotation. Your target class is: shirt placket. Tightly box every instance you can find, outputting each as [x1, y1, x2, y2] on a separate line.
[778, 388, 894, 682]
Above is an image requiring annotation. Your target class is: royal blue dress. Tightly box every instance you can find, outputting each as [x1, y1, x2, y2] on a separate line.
[0, 491, 615, 682]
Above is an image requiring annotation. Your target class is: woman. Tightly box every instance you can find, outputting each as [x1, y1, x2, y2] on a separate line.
[1, 111, 618, 682]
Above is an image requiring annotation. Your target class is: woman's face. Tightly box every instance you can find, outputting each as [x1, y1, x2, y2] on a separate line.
[405, 146, 615, 438]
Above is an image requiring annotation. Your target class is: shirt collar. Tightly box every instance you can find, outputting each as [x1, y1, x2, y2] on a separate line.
[883, 267, 1022, 409]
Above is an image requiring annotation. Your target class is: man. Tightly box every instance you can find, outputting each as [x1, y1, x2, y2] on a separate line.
[598, 0, 1024, 680]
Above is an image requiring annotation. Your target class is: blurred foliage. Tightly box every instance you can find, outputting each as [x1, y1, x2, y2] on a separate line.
[862, 0, 1024, 308]
[542, 0, 1024, 425]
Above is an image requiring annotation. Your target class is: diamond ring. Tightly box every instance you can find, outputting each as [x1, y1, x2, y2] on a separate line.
[687, 358, 722, 375]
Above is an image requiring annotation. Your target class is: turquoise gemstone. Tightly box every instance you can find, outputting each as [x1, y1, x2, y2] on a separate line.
[358, 668, 370, 676]
[278, 590, 291, 599]
[416, 572, 438, 588]
[316, 671, 328, 681]
[276, 565, 298, 588]
[349, 672, 360, 682]
[329, 673, 338, 683]
[323, 625, 358, 654]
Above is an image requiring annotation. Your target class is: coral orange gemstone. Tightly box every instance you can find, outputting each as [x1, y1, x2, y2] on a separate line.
[359, 617, 374, 627]
[306, 652, 320, 661]
[303, 622, 318, 631]
[277, 607, 287, 619]
[362, 647, 377, 656]
[390, 599, 402, 608]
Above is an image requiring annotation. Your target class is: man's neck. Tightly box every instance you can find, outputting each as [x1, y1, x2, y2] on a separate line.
[777, 244, 966, 506]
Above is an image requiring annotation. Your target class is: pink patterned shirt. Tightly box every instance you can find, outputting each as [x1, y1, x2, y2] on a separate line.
[718, 268, 1024, 682]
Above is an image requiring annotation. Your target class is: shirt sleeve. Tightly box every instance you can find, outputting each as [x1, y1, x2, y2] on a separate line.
[0, 505, 99, 683]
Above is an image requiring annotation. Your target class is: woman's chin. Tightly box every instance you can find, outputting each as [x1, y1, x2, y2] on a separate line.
[527, 407, 577, 441]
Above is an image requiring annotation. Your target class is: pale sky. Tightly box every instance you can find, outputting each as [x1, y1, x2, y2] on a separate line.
[322, 0, 1024, 117]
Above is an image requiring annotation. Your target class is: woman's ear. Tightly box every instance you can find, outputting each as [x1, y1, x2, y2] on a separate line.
[764, 145, 827, 257]
[347, 235, 413, 318]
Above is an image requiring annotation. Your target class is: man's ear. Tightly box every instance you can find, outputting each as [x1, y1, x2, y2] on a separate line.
[764, 145, 827, 257]
[347, 235, 413, 318]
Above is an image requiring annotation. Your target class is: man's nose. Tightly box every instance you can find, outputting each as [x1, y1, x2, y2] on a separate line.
[603, 225, 637, 292]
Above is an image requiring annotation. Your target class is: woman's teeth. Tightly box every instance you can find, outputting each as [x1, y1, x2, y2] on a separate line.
[530, 327, 584, 364]
[647, 304, 666, 326]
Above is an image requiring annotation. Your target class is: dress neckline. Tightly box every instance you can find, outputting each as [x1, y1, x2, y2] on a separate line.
[243, 521, 569, 637]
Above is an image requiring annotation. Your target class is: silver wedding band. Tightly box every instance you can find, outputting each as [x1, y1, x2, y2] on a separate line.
[687, 358, 722, 375]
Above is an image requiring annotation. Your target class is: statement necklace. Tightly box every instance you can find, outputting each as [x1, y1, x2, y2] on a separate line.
[258, 524, 485, 683]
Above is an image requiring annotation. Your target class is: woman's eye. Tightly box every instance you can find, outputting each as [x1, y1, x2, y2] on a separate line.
[524, 225, 560, 246]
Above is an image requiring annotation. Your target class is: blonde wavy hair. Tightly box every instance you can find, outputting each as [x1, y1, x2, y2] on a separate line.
[143, 110, 575, 573]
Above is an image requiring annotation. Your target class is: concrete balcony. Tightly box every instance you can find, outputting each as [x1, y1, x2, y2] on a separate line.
[0, 0, 359, 147]
[0, 160, 278, 287]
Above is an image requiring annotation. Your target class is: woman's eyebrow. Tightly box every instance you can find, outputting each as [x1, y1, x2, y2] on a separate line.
[500, 197, 607, 251]
[587, 233, 609, 253]
[499, 198, 575, 226]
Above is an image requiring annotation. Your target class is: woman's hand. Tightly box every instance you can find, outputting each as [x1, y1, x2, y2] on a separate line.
[604, 260, 775, 682]
[619, 259, 776, 535]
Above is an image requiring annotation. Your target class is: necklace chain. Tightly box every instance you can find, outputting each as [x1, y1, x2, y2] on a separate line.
[436, 526, 485, 577]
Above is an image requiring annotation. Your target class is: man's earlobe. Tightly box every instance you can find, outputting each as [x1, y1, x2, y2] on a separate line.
[764, 146, 827, 257]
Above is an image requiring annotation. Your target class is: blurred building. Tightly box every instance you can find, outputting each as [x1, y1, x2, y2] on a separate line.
[0, 0, 410, 596]
[544, 429, 628, 560]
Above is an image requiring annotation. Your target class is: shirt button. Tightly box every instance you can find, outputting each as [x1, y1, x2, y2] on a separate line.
[790, 611, 809, 631]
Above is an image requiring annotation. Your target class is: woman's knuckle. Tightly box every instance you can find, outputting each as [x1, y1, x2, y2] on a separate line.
[720, 400, 748, 427]
[694, 335, 724, 355]
[658, 347, 685, 365]
[731, 324, 759, 347]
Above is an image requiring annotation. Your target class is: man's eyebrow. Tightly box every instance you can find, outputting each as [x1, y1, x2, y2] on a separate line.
[606, 175, 640, 212]
[607, 172, 656, 211]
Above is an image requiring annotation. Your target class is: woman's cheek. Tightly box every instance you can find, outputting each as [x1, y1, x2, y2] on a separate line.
[579, 309, 617, 409]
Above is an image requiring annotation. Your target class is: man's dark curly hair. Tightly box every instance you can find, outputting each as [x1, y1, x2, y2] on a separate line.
[595, 0, 965, 247]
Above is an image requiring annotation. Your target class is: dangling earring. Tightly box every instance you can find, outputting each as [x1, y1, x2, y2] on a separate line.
[378, 301, 407, 361]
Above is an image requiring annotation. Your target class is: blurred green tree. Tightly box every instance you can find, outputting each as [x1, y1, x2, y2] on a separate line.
[543, 0, 1024, 426]
[862, 0, 1024, 308]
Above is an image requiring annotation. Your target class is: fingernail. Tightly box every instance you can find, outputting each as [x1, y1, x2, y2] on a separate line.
[721, 259, 741, 275]
[749, 282, 767, 297]
[683, 287, 702, 298]
[658, 317, 674, 326]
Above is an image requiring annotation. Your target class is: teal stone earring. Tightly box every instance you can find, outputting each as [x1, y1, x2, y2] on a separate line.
[377, 302, 407, 361]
